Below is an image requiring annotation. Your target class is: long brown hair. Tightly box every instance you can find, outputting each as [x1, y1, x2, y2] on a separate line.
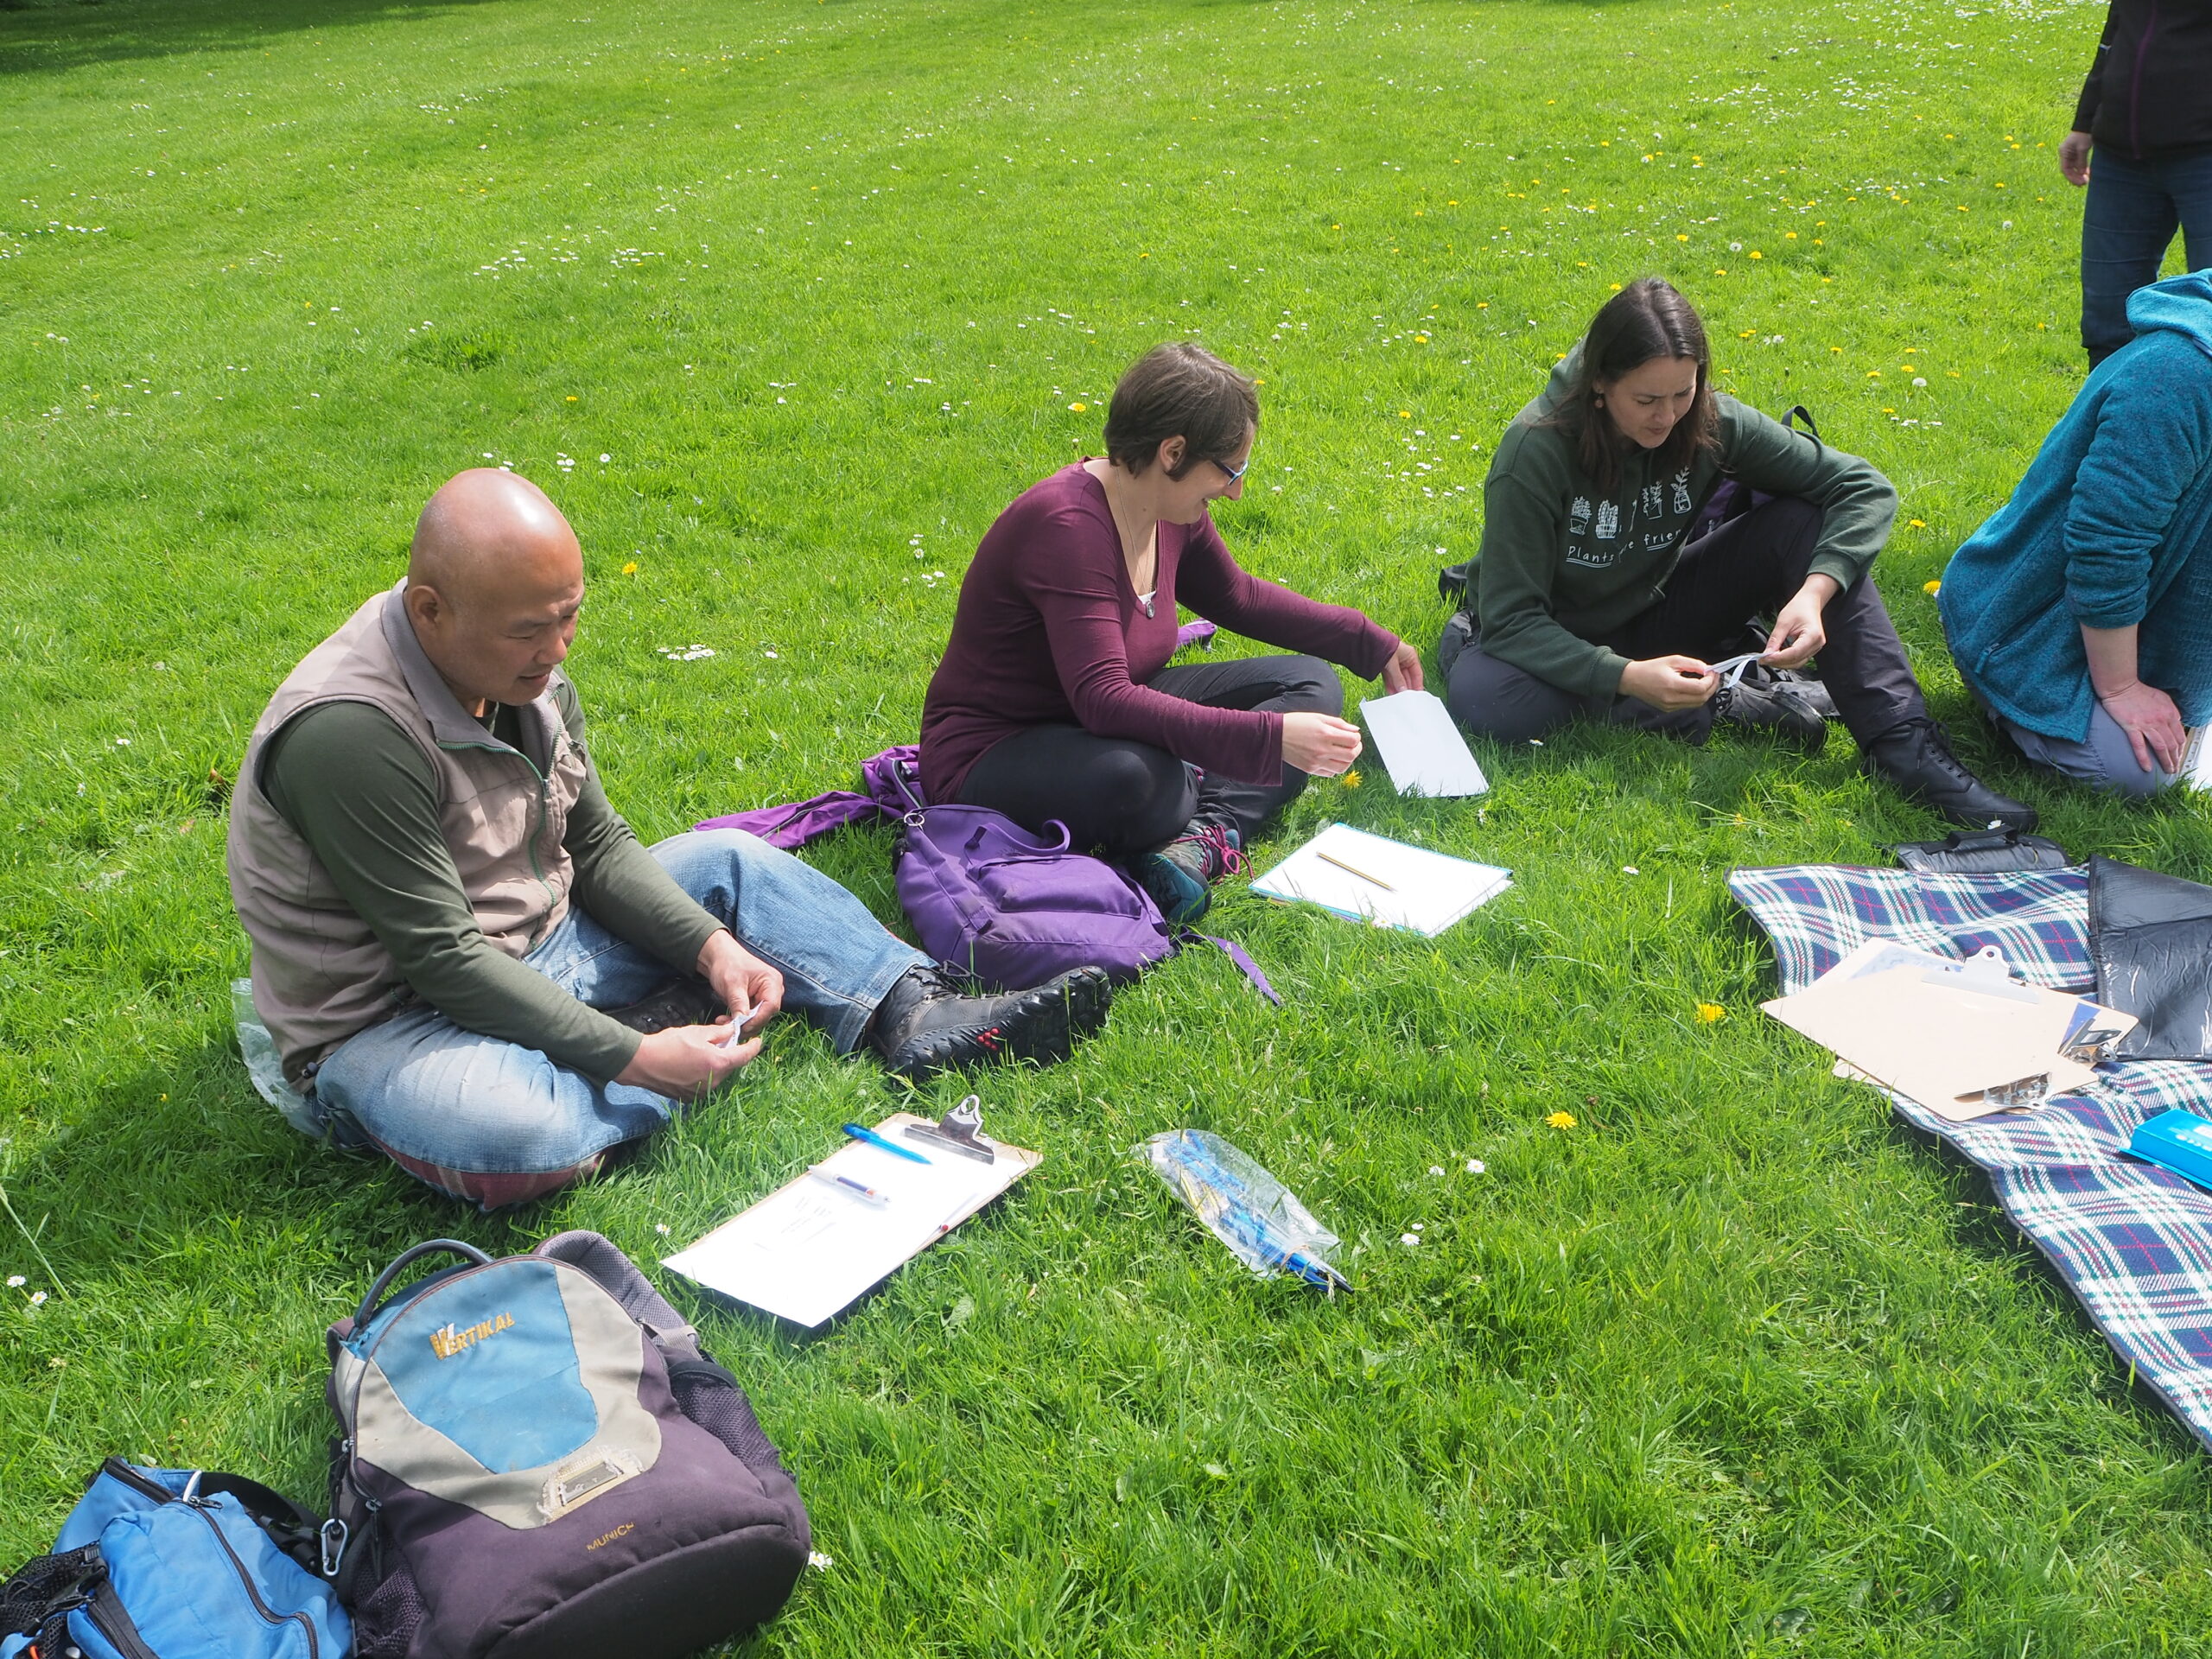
[1541, 278, 1719, 496]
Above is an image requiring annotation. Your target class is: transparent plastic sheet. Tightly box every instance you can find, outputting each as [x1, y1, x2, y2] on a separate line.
[231, 978, 319, 1136]
[1139, 1128, 1350, 1294]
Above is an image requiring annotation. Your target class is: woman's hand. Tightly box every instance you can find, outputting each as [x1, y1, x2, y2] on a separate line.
[2060, 130, 2093, 188]
[2082, 620, 2183, 774]
[1762, 574, 1838, 669]
[1283, 712, 1363, 776]
[1619, 656, 1723, 712]
[2101, 680, 2187, 775]
[1380, 639, 1425, 694]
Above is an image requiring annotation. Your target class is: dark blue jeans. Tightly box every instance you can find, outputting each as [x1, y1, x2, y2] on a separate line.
[2082, 148, 2212, 363]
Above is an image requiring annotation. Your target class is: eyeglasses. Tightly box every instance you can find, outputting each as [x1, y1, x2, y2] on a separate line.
[1210, 454, 1251, 484]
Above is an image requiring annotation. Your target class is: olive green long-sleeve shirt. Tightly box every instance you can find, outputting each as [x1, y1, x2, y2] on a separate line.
[262, 682, 721, 1082]
[1471, 349, 1898, 699]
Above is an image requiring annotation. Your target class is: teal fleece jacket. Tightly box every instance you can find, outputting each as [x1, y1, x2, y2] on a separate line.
[1471, 346, 1898, 699]
[1940, 272, 2212, 741]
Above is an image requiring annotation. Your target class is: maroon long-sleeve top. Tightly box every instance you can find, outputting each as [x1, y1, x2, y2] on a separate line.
[918, 464, 1401, 802]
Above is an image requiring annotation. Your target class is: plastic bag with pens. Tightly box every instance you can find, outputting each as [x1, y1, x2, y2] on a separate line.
[1140, 1128, 1351, 1294]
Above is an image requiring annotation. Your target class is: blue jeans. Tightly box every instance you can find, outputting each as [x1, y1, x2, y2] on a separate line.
[2082, 148, 2212, 362]
[313, 829, 925, 1205]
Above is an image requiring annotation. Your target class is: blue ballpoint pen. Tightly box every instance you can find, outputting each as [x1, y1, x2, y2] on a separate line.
[841, 1121, 931, 1164]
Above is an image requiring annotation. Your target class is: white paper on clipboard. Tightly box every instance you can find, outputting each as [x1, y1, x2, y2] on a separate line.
[661, 1113, 1039, 1327]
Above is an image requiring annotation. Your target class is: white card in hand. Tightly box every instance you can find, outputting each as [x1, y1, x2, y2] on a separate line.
[1358, 690, 1489, 798]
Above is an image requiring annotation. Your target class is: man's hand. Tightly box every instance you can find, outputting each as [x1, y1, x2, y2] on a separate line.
[1283, 711, 1363, 776]
[1762, 574, 1839, 670]
[698, 929, 784, 1040]
[1380, 639, 1426, 694]
[2060, 130, 2093, 188]
[616, 1024, 761, 1100]
[2101, 679, 2187, 775]
[1620, 656, 1724, 711]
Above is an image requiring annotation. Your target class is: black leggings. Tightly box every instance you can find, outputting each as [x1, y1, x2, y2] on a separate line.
[957, 654, 1343, 856]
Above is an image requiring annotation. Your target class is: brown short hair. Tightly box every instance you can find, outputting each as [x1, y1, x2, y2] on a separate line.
[1102, 342, 1260, 478]
[1541, 277, 1720, 495]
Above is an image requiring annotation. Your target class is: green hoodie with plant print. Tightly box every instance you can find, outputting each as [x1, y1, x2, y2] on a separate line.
[1467, 344, 1897, 700]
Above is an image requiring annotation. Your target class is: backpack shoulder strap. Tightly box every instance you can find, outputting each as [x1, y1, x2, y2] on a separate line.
[534, 1230, 704, 1363]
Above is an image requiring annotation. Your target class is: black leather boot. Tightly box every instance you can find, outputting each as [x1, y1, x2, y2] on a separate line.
[1862, 718, 2037, 830]
[866, 964, 1113, 1079]
[603, 978, 725, 1034]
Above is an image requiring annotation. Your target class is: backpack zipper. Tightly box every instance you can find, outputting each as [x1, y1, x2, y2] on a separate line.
[185, 1500, 320, 1659]
[80, 1580, 162, 1659]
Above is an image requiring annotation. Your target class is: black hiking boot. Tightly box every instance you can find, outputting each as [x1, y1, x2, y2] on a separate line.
[1134, 818, 1245, 927]
[866, 964, 1114, 1079]
[1712, 676, 1828, 751]
[604, 978, 725, 1035]
[1862, 717, 2038, 830]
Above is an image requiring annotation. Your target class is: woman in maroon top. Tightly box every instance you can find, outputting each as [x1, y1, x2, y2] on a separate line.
[919, 343, 1423, 924]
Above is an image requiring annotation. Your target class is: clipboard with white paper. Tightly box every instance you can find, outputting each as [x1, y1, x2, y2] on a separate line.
[661, 1113, 1039, 1328]
[1357, 690, 1489, 798]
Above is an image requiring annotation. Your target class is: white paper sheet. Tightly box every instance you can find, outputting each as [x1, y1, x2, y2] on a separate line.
[2183, 726, 2212, 793]
[1357, 690, 1489, 798]
[662, 1114, 1039, 1327]
[1249, 823, 1511, 938]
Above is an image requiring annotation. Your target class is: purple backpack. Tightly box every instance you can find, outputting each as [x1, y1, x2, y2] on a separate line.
[700, 747, 1275, 1001]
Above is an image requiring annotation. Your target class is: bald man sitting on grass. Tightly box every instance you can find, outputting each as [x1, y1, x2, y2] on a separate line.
[227, 468, 1112, 1208]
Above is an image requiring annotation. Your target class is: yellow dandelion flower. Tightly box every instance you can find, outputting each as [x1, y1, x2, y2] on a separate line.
[1695, 1002, 1726, 1024]
[1069, 402, 1087, 412]
[1831, 346, 1844, 354]
[1340, 769, 1363, 789]
[1784, 232, 1798, 240]
[622, 561, 639, 575]
[1399, 410, 1412, 418]
[1909, 518, 1927, 528]
[1750, 250, 1764, 259]
[565, 394, 579, 403]
[1547, 1110, 1578, 1129]
[1677, 233, 1689, 242]
[1923, 579, 1942, 595]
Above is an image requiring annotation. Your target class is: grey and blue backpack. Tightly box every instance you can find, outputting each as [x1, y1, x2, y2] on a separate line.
[0, 1458, 351, 1659]
[326, 1231, 810, 1658]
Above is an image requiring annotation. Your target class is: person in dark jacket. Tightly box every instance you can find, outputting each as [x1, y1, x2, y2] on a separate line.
[1443, 278, 2035, 830]
[2063, 1, 2212, 364]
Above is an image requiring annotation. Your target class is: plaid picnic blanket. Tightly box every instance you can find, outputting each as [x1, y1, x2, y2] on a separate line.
[1730, 864, 2212, 1452]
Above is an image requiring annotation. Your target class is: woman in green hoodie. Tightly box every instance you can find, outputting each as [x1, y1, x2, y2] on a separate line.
[1443, 278, 2032, 830]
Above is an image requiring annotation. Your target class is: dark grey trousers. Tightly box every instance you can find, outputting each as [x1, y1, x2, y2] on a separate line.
[1442, 497, 1927, 749]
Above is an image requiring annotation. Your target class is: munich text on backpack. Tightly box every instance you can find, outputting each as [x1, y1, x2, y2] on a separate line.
[0, 1459, 351, 1659]
[326, 1231, 810, 1659]
[701, 747, 1278, 1003]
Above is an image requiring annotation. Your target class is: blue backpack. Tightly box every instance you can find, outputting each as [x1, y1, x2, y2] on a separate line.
[0, 1459, 351, 1659]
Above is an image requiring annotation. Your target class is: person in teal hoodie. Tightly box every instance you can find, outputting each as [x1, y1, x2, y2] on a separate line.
[1940, 270, 2212, 796]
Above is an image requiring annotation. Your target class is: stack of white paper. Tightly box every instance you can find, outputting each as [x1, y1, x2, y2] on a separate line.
[1249, 823, 1511, 938]
[1357, 690, 1488, 798]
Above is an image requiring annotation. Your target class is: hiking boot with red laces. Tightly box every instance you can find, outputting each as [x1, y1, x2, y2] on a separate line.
[1135, 819, 1245, 927]
[866, 963, 1113, 1080]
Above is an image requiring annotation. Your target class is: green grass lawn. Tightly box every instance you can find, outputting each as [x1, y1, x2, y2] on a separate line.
[6, 0, 2212, 1650]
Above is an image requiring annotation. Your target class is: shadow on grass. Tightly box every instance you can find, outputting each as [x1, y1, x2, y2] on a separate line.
[0, 0, 504, 77]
